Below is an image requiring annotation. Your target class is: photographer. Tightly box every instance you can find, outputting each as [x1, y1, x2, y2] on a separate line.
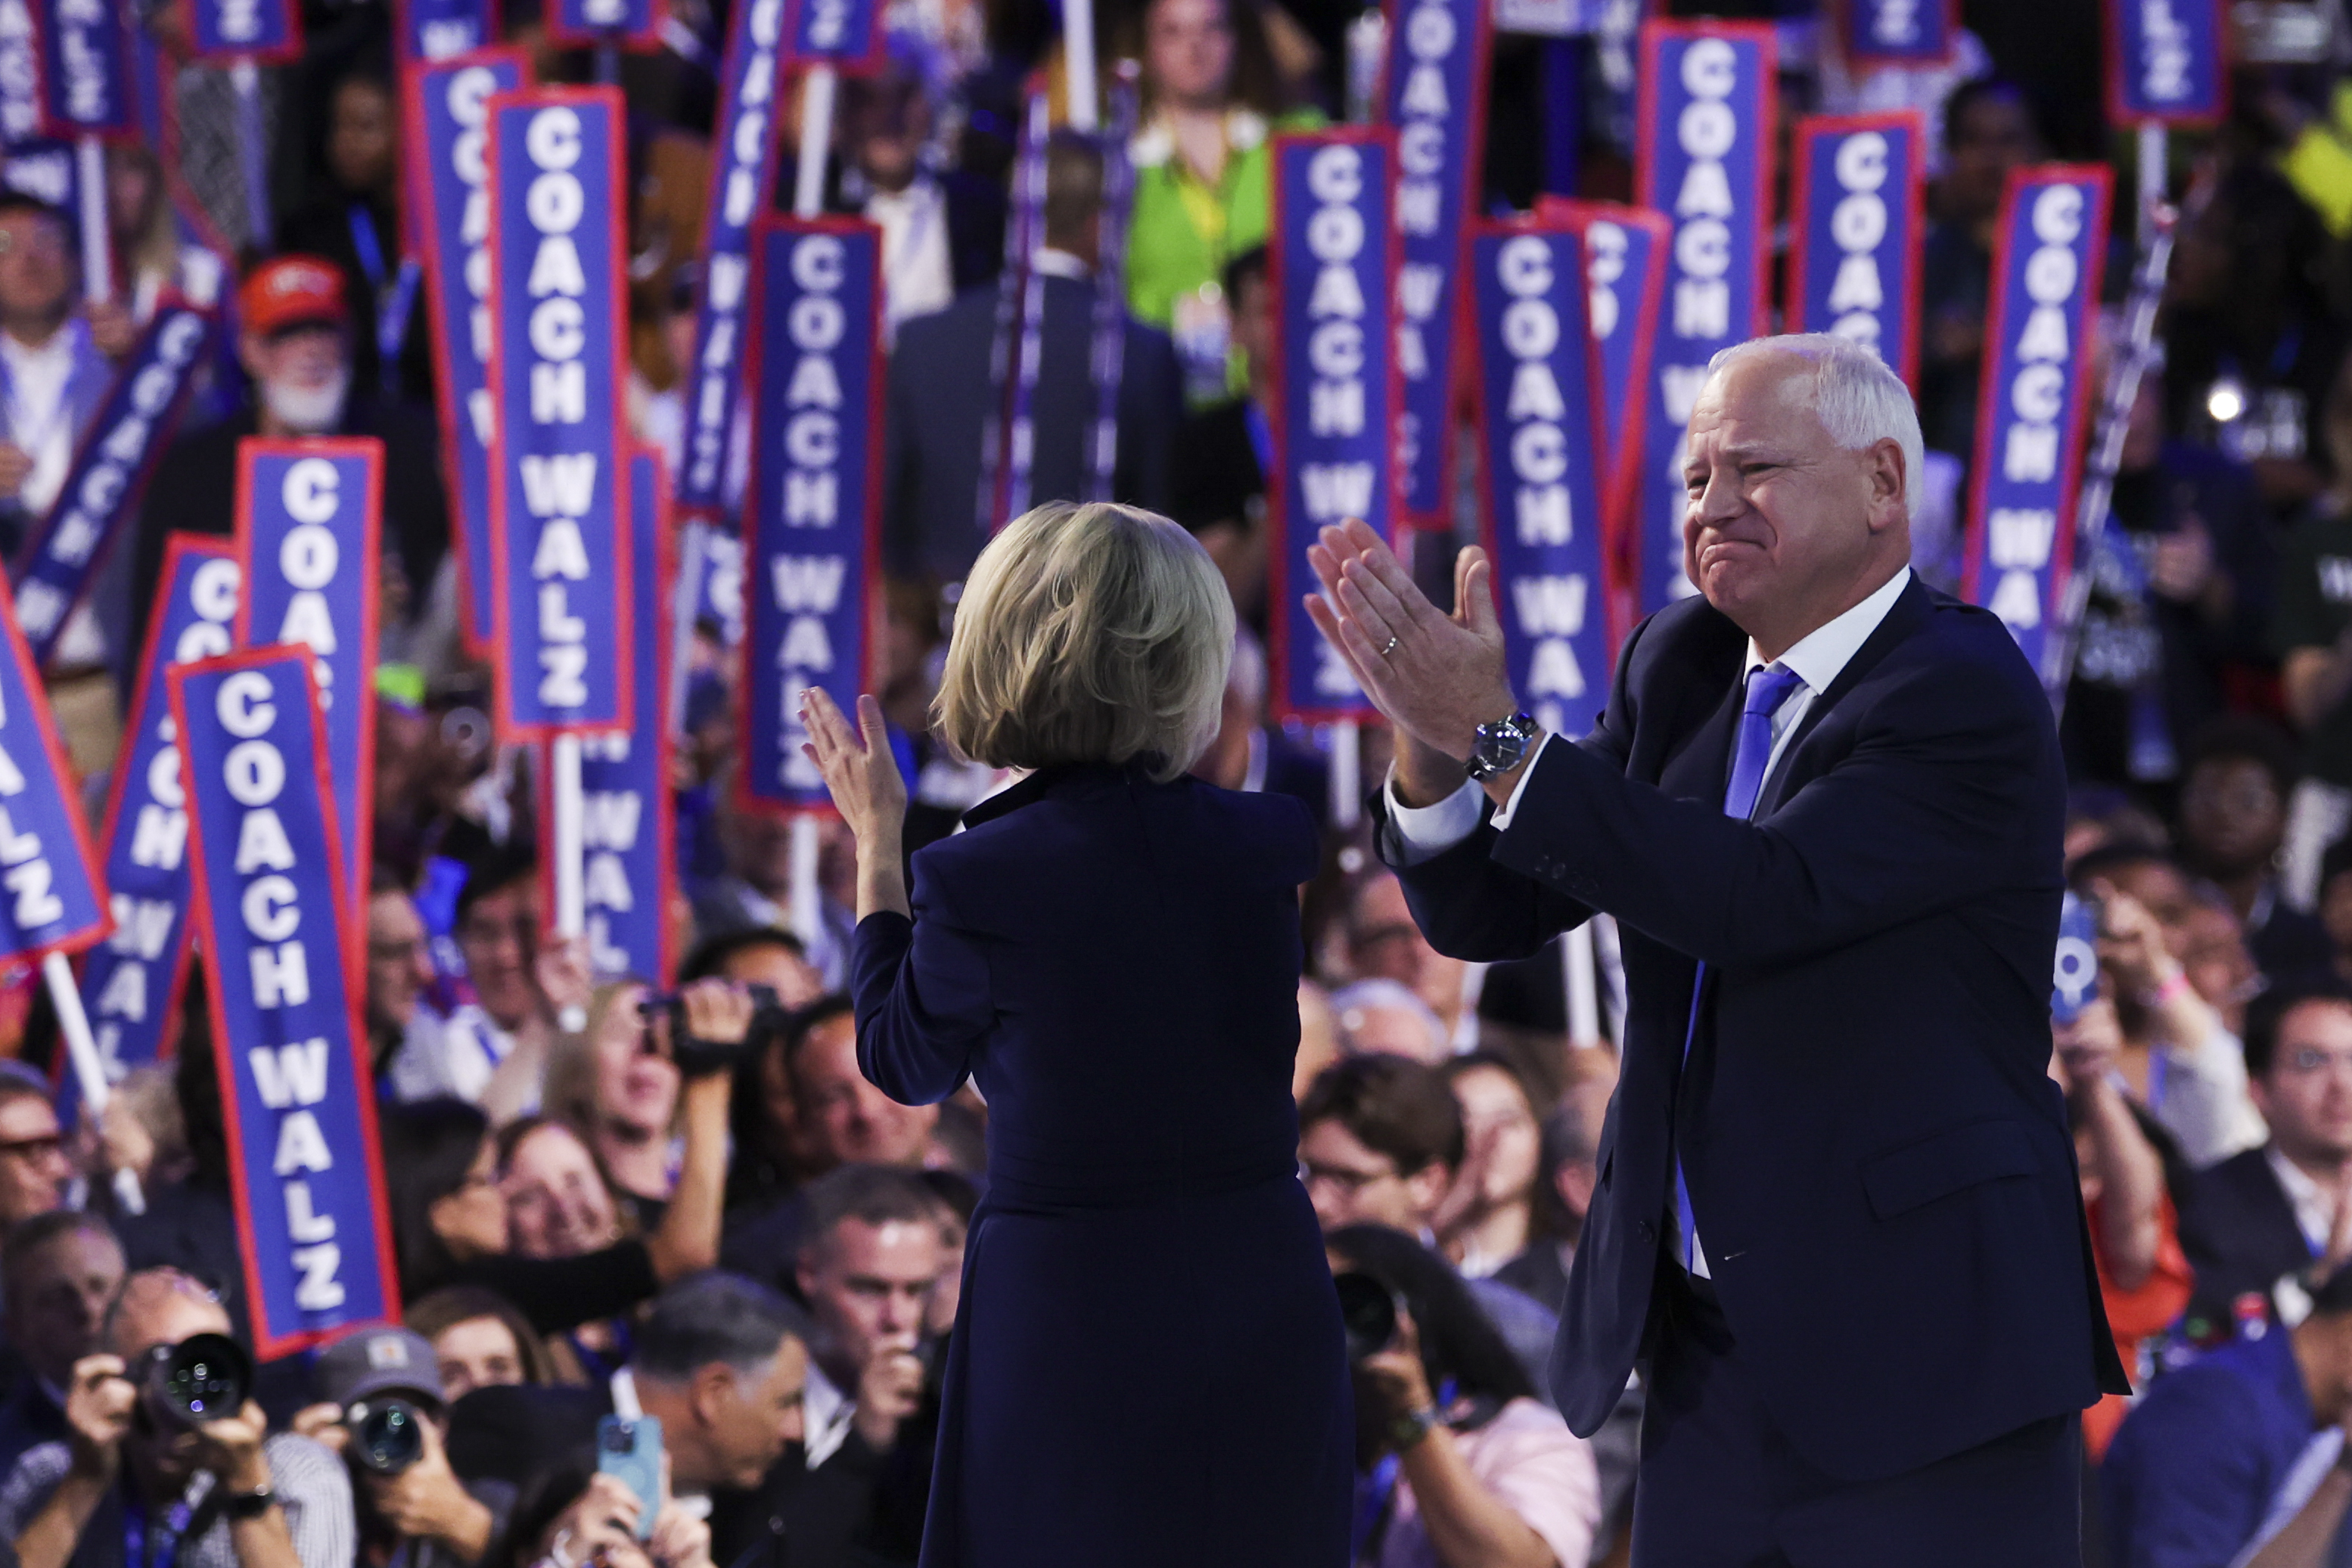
[0, 1267, 353, 1568]
[1328, 1227, 1596, 1568]
[378, 980, 753, 1336]
[298, 1325, 507, 1568]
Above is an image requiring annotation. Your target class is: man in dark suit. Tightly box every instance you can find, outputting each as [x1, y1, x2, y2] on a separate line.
[1305, 334, 2126, 1563]
[2183, 977, 2352, 1334]
[880, 134, 1183, 585]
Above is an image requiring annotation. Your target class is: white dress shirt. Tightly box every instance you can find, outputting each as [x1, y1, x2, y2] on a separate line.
[1386, 567, 1915, 1274]
[866, 177, 955, 339]
[801, 1358, 856, 1470]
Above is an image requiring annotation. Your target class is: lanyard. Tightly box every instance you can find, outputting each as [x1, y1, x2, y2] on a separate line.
[346, 205, 421, 393]
[123, 1489, 198, 1568]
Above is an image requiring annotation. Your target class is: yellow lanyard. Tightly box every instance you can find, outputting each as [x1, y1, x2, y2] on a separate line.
[1167, 129, 1232, 262]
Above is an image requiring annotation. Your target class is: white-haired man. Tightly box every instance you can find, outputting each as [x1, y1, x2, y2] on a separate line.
[1305, 334, 2126, 1564]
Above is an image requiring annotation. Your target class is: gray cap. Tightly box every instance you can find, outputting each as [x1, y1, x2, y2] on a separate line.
[313, 1325, 445, 1410]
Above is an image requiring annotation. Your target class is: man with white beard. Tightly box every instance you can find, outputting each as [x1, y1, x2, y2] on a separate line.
[126, 255, 457, 685]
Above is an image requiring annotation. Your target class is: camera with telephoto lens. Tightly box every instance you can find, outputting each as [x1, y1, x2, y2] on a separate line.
[1333, 1272, 1402, 1363]
[637, 982, 787, 1077]
[135, 1332, 251, 1431]
[348, 1397, 426, 1475]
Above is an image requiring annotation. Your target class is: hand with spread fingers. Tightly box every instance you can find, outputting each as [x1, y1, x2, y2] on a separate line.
[1303, 517, 1518, 763]
[797, 688, 912, 922]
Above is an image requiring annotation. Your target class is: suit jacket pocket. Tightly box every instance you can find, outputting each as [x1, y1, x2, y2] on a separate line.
[1862, 1119, 2038, 1220]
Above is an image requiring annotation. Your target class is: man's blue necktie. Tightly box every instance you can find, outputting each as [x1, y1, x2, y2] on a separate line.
[1673, 663, 1807, 1274]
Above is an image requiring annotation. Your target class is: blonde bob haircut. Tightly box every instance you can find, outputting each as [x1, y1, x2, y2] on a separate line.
[937, 501, 1234, 784]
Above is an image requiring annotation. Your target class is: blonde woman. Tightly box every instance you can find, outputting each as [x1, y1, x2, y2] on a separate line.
[800, 501, 1348, 1567]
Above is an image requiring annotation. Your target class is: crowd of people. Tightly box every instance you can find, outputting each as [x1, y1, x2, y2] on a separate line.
[0, 0, 2338, 1560]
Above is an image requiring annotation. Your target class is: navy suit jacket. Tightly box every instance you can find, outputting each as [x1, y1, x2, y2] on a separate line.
[1377, 578, 2128, 1482]
[2182, 1146, 2313, 1331]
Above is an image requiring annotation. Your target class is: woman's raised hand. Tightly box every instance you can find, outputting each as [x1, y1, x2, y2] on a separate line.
[799, 688, 909, 848]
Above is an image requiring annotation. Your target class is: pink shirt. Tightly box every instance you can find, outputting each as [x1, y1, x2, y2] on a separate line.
[1377, 1398, 1601, 1568]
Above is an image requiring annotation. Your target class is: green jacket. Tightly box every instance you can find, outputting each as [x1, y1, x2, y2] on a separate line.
[1123, 106, 1326, 332]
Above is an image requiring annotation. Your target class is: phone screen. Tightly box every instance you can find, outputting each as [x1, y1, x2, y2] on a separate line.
[595, 1414, 663, 1540]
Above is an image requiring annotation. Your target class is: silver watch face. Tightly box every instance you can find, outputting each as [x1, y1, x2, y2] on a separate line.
[1470, 715, 1530, 778]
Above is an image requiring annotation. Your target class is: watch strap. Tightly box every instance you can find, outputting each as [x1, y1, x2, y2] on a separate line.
[222, 1488, 277, 1520]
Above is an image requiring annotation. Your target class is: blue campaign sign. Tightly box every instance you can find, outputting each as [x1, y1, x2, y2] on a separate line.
[234, 439, 381, 933]
[169, 644, 399, 1358]
[1471, 221, 1612, 746]
[785, 0, 881, 71]
[0, 578, 107, 966]
[486, 85, 632, 737]
[405, 50, 527, 654]
[1380, 0, 1491, 529]
[1787, 112, 1925, 390]
[35, 0, 135, 138]
[1843, 0, 1955, 64]
[1632, 20, 1775, 616]
[14, 301, 213, 667]
[739, 217, 880, 813]
[676, 0, 785, 519]
[395, 0, 496, 61]
[544, 0, 660, 48]
[0, 0, 44, 144]
[2105, 0, 2226, 126]
[545, 449, 676, 980]
[189, 0, 301, 62]
[1962, 165, 2111, 681]
[1266, 128, 1400, 725]
[74, 536, 239, 1118]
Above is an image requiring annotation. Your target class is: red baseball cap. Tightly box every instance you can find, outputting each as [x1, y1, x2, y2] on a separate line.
[240, 256, 350, 337]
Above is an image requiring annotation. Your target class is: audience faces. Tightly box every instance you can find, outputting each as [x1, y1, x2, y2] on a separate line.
[1, 1218, 123, 1390]
[0, 1084, 71, 1235]
[1348, 874, 1468, 1042]
[365, 886, 437, 1051]
[627, 1276, 808, 1496]
[796, 1171, 947, 1458]
[583, 984, 682, 1202]
[456, 873, 548, 1036]
[2251, 995, 2352, 1238]
[325, 76, 398, 198]
[1298, 1057, 1464, 1235]
[793, 1006, 938, 1172]
[502, 1119, 625, 1259]
[1433, 1057, 1544, 1278]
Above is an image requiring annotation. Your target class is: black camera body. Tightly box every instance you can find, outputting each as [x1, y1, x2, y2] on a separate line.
[1333, 1271, 1401, 1364]
[348, 1397, 426, 1475]
[638, 982, 788, 1077]
[135, 1333, 251, 1431]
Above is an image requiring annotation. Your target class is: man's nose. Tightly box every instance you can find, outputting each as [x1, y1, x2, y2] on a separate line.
[1694, 468, 1745, 525]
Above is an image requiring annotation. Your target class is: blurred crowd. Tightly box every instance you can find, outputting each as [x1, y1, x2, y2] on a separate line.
[0, 0, 2350, 1560]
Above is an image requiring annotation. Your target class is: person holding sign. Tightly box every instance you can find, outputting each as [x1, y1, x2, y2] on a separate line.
[1307, 334, 2125, 1562]
[800, 501, 1350, 1566]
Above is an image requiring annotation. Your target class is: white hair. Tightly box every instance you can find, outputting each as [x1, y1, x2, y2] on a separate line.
[1329, 979, 1449, 1061]
[1707, 334, 1925, 520]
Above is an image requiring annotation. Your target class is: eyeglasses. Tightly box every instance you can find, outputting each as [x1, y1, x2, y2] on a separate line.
[457, 918, 536, 955]
[1299, 1160, 1397, 1195]
[0, 1133, 65, 1164]
[2280, 1047, 2352, 1077]
[368, 937, 428, 965]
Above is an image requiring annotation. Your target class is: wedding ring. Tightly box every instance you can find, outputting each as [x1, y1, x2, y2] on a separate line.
[1379, 635, 1400, 657]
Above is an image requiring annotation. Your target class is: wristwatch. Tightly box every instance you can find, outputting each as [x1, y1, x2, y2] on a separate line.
[222, 1488, 277, 1520]
[1465, 711, 1540, 782]
[1388, 1405, 1442, 1452]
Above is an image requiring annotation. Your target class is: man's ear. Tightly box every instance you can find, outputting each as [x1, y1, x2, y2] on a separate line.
[1406, 1163, 1453, 1227]
[688, 1362, 736, 1429]
[1866, 438, 1908, 532]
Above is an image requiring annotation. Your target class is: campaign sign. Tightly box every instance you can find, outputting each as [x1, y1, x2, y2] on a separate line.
[0, 583, 107, 968]
[1844, 0, 1955, 64]
[1786, 113, 1925, 390]
[234, 440, 382, 934]
[169, 645, 399, 1357]
[407, 50, 527, 653]
[396, 0, 496, 61]
[1539, 197, 1666, 647]
[35, 0, 135, 139]
[2106, 0, 2225, 126]
[1266, 129, 1402, 724]
[676, 0, 786, 519]
[1381, 0, 1492, 529]
[190, 0, 301, 63]
[544, 0, 660, 49]
[0, 0, 43, 144]
[485, 86, 632, 737]
[1633, 21, 1775, 614]
[74, 538, 239, 1116]
[1961, 165, 2112, 680]
[14, 301, 213, 667]
[545, 449, 676, 980]
[738, 217, 881, 812]
[785, 0, 882, 72]
[1471, 221, 1613, 745]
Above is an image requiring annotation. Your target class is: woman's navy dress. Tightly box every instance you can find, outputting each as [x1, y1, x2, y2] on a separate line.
[850, 762, 1352, 1568]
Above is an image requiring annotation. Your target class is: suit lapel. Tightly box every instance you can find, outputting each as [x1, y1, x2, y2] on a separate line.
[1751, 577, 1936, 819]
